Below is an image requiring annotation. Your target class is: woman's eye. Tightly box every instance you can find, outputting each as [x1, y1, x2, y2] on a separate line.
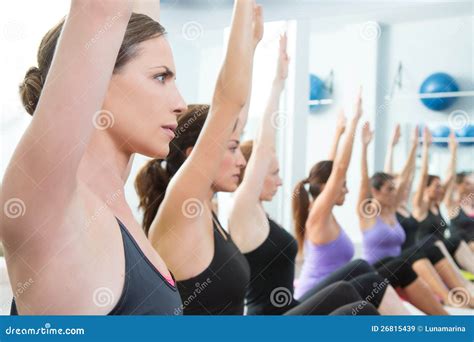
[154, 74, 166, 83]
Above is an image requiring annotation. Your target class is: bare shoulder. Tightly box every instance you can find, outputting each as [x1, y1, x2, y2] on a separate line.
[5, 184, 125, 314]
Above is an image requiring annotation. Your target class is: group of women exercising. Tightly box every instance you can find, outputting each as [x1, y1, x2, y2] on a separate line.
[2, 0, 473, 316]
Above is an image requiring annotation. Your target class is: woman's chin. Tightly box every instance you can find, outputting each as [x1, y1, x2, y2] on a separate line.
[141, 144, 169, 159]
[218, 182, 238, 193]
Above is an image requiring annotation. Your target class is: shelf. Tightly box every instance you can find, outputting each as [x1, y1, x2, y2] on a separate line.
[308, 99, 334, 105]
[386, 90, 474, 101]
[430, 137, 474, 143]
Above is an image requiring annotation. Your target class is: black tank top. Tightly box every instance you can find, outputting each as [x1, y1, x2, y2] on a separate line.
[244, 217, 298, 315]
[396, 212, 419, 250]
[176, 212, 250, 315]
[11, 218, 182, 315]
[416, 207, 447, 244]
[450, 208, 474, 241]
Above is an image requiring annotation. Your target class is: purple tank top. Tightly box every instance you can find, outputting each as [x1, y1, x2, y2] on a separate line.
[294, 228, 355, 300]
[363, 216, 406, 265]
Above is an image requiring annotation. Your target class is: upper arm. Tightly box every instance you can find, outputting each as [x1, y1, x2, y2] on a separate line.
[237, 143, 273, 204]
[413, 171, 428, 208]
[306, 166, 345, 228]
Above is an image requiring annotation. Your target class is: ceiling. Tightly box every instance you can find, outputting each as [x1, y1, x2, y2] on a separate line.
[154, 0, 473, 31]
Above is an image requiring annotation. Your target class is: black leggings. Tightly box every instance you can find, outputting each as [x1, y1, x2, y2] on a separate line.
[372, 241, 452, 288]
[418, 235, 462, 257]
[298, 259, 388, 308]
[401, 244, 445, 266]
[374, 256, 418, 288]
[285, 281, 379, 315]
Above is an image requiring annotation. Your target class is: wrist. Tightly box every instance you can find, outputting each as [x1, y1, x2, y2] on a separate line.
[272, 79, 285, 91]
[272, 77, 285, 85]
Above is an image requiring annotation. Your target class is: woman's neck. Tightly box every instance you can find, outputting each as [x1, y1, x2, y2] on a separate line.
[78, 132, 132, 213]
[380, 205, 393, 217]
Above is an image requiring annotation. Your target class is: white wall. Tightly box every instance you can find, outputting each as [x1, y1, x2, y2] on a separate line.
[384, 16, 474, 175]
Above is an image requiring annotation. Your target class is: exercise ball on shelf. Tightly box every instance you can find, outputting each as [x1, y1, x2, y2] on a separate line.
[309, 74, 329, 112]
[431, 125, 451, 147]
[456, 124, 474, 146]
[419, 72, 459, 111]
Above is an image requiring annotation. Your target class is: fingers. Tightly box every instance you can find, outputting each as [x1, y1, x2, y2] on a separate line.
[354, 87, 363, 119]
[412, 125, 419, 143]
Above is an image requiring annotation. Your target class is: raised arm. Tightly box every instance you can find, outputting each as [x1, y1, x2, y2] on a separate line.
[307, 90, 363, 229]
[413, 127, 431, 209]
[152, 1, 260, 231]
[229, 33, 288, 245]
[237, 9, 263, 130]
[442, 130, 457, 206]
[384, 124, 401, 174]
[1, 0, 132, 239]
[327, 110, 347, 161]
[133, 0, 160, 21]
[393, 126, 419, 207]
[357, 121, 374, 222]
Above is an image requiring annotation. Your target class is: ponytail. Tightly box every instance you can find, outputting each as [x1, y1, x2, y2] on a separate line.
[292, 179, 310, 254]
[135, 159, 170, 236]
[134, 104, 211, 235]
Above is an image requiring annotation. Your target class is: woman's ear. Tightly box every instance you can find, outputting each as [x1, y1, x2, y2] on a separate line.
[185, 146, 194, 158]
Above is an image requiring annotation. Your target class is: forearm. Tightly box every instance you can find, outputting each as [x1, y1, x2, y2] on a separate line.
[256, 79, 285, 149]
[216, 0, 254, 107]
[335, 118, 358, 171]
[359, 145, 371, 200]
[328, 131, 343, 161]
[414, 145, 429, 205]
[444, 146, 457, 186]
[400, 139, 418, 184]
[384, 144, 394, 174]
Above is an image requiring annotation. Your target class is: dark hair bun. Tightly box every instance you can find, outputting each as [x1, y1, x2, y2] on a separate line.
[19, 66, 43, 115]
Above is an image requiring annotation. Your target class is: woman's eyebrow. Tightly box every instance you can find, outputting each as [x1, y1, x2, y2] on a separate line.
[149, 65, 175, 78]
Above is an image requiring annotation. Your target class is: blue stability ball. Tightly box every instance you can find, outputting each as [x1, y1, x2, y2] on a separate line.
[431, 125, 451, 147]
[309, 74, 328, 112]
[456, 124, 474, 146]
[419, 72, 459, 111]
